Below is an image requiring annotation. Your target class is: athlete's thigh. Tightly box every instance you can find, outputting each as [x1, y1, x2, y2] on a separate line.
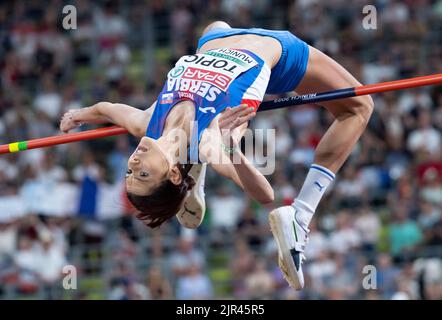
[295, 46, 366, 117]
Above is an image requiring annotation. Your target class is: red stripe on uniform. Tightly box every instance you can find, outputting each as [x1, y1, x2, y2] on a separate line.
[240, 99, 261, 112]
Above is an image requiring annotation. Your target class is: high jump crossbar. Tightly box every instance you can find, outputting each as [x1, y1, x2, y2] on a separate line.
[1, 73, 441, 155]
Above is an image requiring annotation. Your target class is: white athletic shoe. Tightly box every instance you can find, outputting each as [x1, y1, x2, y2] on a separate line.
[269, 205, 310, 290]
[176, 163, 207, 229]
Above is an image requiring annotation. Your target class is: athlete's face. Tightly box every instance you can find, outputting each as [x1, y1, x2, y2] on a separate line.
[126, 137, 170, 195]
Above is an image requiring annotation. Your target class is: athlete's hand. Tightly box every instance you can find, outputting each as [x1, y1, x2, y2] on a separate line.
[60, 109, 84, 133]
[218, 104, 256, 150]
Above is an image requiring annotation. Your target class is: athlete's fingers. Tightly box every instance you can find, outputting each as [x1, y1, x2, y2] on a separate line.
[219, 115, 234, 129]
[61, 121, 74, 133]
[218, 107, 238, 125]
[228, 104, 252, 117]
[229, 112, 256, 130]
[234, 105, 255, 119]
[219, 111, 254, 132]
[233, 106, 255, 123]
[60, 122, 71, 133]
[220, 114, 241, 131]
[60, 115, 80, 133]
[221, 104, 248, 120]
[221, 107, 254, 128]
[218, 109, 251, 128]
[219, 104, 253, 127]
[218, 107, 232, 124]
[234, 111, 256, 128]
[219, 118, 235, 131]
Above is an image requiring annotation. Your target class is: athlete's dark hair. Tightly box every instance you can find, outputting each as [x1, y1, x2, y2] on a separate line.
[126, 164, 194, 228]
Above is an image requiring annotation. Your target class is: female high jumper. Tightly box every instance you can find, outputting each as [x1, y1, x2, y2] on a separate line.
[60, 21, 374, 290]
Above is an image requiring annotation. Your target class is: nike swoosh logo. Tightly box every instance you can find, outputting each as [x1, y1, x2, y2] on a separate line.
[290, 248, 301, 271]
[183, 205, 197, 216]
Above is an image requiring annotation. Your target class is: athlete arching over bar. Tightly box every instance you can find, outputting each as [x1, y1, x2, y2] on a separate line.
[60, 21, 374, 290]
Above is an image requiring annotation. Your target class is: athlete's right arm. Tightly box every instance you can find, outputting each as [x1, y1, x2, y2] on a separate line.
[60, 101, 156, 138]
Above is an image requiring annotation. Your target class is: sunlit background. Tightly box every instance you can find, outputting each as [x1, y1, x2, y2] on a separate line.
[0, 0, 441, 300]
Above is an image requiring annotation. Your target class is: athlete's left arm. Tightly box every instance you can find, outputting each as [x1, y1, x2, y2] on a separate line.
[207, 105, 274, 204]
[227, 151, 275, 205]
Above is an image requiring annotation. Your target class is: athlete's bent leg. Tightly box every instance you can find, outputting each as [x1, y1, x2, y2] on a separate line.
[296, 46, 374, 173]
[270, 46, 374, 290]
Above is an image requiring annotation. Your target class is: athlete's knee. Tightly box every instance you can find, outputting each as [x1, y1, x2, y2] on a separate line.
[355, 94, 374, 125]
[202, 21, 231, 36]
[340, 94, 374, 126]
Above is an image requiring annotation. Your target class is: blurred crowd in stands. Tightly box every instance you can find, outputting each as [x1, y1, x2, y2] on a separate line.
[0, 0, 441, 300]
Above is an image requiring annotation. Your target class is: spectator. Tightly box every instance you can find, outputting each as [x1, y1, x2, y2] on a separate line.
[35, 230, 67, 298]
[236, 206, 263, 247]
[419, 167, 442, 206]
[413, 258, 442, 300]
[391, 279, 413, 300]
[109, 278, 150, 300]
[175, 264, 213, 300]
[391, 262, 420, 300]
[389, 207, 423, 259]
[13, 235, 40, 293]
[376, 253, 400, 298]
[328, 211, 362, 254]
[289, 130, 315, 167]
[60, 83, 82, 112]
[208, 185, 245, 231]
[244, 258, 275, 299]
[109, 260, 149, 300]
[36, 151, 67, 183]
[335, 165, 367, 208]
[146, 265, 173, 300]
[33, 75, 62, 121]
[397, 89, 433, 115]
[354, 206, 381, 253]
[109, 229, 137, 261]
[417, 200, 441, 231]
[169, 237, 205, 277]
[147, 230, 169, 269]
[426, 221, 442, 247]
[72, 150, 102, 182]
[407, 109, 441, 157]
[226, 244, 251, 298]
[272, 169, 297, 205]
[0, 222, 17, 260]
[304, 219, 328, 261]
[325, 254, 358, 299]
[306, 251, 336, 294]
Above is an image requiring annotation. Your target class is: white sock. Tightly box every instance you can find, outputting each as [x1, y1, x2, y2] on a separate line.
[292, 164, 335, 227]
